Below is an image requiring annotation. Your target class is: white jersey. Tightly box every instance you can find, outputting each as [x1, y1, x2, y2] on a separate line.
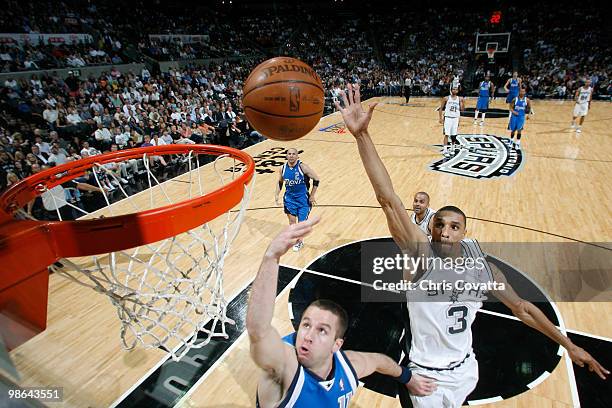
[406, 238, 493, 368]
[576, 86, 592, 105]
[444, 95, 461, 118]
[411, 208, 436, 236]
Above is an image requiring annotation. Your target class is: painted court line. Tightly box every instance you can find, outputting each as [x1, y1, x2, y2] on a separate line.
[527, 371, 551, 389]
[468, 396, 504, 405]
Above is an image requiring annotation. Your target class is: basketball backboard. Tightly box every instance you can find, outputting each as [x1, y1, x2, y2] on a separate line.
[475, 32, 511, 54]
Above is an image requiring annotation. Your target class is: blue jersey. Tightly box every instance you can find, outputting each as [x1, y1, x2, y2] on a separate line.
[508, 96, 527, 131]
[282, 160, 309, 203]
[513, 96, 527, 117]
[257, 333, 359, 408]
[508, 78, 519, 96]
[479, 81, 491, 98]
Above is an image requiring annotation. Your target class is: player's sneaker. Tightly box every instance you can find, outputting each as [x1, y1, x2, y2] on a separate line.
[473, 120, 478, 125]
[292, 241, 304, 252]
[576, 128, 582, 133]
[479, 121, 484, 126]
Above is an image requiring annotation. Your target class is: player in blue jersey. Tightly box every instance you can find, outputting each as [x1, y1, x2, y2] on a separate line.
[473, 75, 494, 126]
[247, 218, 437, 408]
[508, 87, 532, 148]
[504, 72, 522, 117]
[275, 148, 319, 251]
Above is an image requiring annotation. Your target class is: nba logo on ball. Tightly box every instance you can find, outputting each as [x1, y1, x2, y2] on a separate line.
[289, 87, 300, 112]
[242, 57, 325, 141]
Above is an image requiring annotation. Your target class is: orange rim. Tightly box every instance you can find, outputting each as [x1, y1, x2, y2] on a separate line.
[0, 145, 254, 278]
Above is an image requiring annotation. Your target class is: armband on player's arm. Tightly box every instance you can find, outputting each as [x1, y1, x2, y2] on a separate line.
[312, 179, 319, 187]
[393, 366, 413, 384]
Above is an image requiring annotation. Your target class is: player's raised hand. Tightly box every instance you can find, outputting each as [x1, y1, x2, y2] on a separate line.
[405, 373, 437, 396]
[265, 216, 321, 259]
[334, 83, 377, 137]
[568, 346, 610, 380]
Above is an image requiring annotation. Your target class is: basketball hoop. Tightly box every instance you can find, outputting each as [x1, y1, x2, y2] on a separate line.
[487, 48, 496, 60]
[0, 145, 255, 361]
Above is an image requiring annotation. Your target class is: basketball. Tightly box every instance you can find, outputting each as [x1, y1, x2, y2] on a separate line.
[242, 57, 324, 141]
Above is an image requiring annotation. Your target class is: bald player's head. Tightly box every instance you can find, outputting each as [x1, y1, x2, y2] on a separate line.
[286, 148, 299, 164]
[412, 191, 430, 216]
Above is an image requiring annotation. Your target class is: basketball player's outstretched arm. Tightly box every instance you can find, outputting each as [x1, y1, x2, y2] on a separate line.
[490, 267, 610, 379]
[344, 351, 437, 397]
[334, 83, 428, 255]
[246, 217, 320, 379]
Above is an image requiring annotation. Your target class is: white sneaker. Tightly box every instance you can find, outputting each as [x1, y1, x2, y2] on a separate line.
[576, 128, 582, 133]
[292, 241, 303, 252]
[479, 121, 484, 126]
[571, 123, 576, 129]
[473, 120, 478, 125]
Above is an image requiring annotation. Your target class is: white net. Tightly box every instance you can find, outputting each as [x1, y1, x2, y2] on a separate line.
[22, 150, 254, 361]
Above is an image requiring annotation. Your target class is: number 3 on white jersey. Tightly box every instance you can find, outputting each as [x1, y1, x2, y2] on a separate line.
[447, 305, 468, 334]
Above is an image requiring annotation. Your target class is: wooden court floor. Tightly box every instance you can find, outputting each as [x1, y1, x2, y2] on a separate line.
[7, 97, 612, 407]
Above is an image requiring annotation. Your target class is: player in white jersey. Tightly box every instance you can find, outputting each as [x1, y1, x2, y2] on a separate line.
[334, 82, 608, 408]
[439, 87, 464, 157]
[411, 192, 436, 236]
[571, 79, 593, 133]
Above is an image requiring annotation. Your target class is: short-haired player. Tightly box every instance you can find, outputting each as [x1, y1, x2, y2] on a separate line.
[439, 87, 464, 157]
[571, 79, 593, 133]
[474, 75, 494, 126]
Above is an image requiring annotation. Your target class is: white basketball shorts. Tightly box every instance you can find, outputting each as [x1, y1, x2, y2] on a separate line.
[444, 116, 459, 136]
[408, 353, 479, 408]
[573, 103, 589, 117]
